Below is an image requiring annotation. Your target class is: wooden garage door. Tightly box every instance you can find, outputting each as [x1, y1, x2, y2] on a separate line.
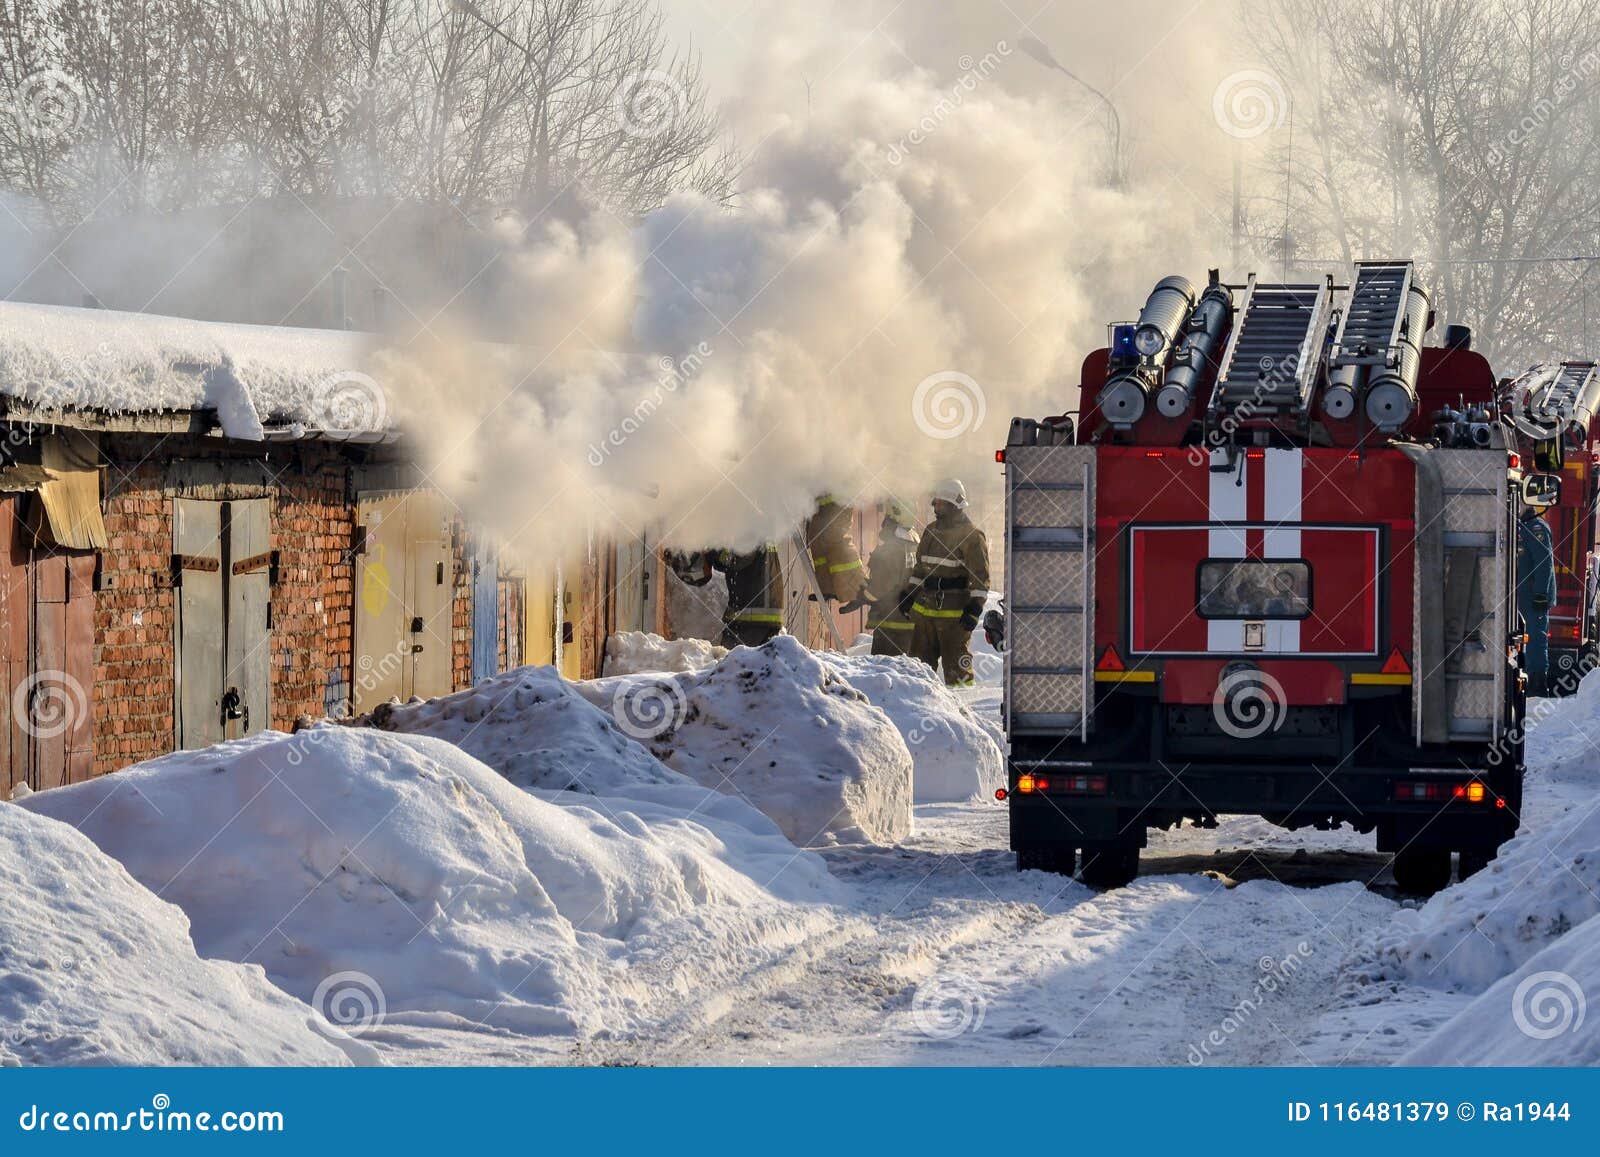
[1, 494, 95, 791]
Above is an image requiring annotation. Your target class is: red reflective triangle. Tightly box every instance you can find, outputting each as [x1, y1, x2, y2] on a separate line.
[1380, 647, 1411, 675]
[1096, 645, 1126, 672]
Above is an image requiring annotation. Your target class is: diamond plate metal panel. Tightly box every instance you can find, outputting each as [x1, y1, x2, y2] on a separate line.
[1012, 673, 1085, 715]
[1013, 487, 1082, 528]
[1006, 444, 1097, 486]
[1011, 549, 1085, 608]
[1011, 611, 1083, 668]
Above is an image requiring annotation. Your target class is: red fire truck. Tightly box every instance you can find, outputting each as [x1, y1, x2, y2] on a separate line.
[1497, 361, 1600, 693]
[1001, 261, 1556, 893]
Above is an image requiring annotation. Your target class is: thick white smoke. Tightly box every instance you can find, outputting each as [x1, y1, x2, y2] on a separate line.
[380, 5, 1225, 559]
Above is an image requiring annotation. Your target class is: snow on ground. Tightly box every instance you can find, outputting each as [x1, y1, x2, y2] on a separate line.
[11, 629, 1600, 1068]
[1400, 915, 1600, 1065]
[0, 803, 373, 1066]
[367, 664, 684, 795]
[0, 300, 379, 438]
[16, 728, 843, 1054]
[605, 630, 726, 675]
[819, 651, 1003, 802]
[1304, 683, 1600, 1065]
[576, 636, 913, 847]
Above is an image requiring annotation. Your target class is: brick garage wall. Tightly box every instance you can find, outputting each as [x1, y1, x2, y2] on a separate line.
[94, 456, 177, 773]
[93, 437, 363, 774]
[269, 450, 355, 724]
[450, 521, 472, 690]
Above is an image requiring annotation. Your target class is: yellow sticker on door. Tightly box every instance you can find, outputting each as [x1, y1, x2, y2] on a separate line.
[363, 543, 392, 617]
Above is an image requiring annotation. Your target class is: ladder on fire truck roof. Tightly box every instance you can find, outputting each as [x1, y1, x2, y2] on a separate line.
[1331, 261, 1414, 367]
[1208, 275, 1334, 421]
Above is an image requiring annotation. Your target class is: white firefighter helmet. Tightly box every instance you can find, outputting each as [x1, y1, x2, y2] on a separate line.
[930, 478, 968, 510]
[884, 497, 917, 526]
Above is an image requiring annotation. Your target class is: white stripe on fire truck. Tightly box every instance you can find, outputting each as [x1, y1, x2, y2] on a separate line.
[1205, 447, 1303, 654]
[1207, 448, 1247, 557]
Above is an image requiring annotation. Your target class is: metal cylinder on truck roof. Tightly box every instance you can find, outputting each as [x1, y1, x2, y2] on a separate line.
[1155, 278, 1232, 418]
[1364, 284, 1431, 430]
[1132, 275, 1199, 359]
[1322, 381, 1358, 420]
[1098, 369, 1152, 426]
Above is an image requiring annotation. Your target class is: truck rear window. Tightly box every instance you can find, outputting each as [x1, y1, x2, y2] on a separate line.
[1197, 559, 1311, 619]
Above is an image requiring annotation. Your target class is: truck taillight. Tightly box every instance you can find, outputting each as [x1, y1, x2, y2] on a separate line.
[1043, 774, 1107, 795]
[1393, 779, 1489, 803]
[1017, 774, 1036, 794]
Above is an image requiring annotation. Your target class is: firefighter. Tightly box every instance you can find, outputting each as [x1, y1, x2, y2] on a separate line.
[1517, 504, 1557, 695]
[714, 545, 785, 648]
[908, 479, 990, 686]
[846, 499, 920, 655]
[803, 495, 867, 604]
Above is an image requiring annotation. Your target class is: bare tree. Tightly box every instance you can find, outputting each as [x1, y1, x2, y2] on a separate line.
[1244, 0, 1600, 364]
[0, 0, 736, 223]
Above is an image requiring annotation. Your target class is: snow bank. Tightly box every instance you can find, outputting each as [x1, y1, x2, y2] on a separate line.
[368, 664, 684, 795]
[1354, 681, 1600, 996]
[18, 728, 840, 1039]
[1401, 916, 1600, 1065]
[818, 652, 1003, 802]
[0, 804, 370, 1066]
[605, 630, 725, 674]
[577, 635, 913, 846]
[0, 301, 381, 438]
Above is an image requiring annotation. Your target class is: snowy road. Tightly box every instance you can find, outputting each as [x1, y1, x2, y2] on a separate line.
[586, 802, 1412, 1067]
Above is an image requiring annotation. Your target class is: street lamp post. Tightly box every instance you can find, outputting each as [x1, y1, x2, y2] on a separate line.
[1017, 33, 1123, 186]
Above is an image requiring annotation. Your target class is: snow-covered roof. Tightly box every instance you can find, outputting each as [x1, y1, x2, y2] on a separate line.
[0, 300, 393, 442]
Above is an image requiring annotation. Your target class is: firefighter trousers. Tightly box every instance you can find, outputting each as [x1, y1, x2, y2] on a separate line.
[911, 614, 975, 686]
[870, 621, 915, 656]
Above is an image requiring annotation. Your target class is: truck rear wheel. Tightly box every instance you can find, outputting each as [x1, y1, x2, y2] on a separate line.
[1079, 841, 1140, 889]
[1391, 847, 1452, 895]
[1017, 848, 1074, 875]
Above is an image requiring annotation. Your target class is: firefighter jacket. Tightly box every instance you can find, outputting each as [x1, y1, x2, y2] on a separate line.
[911, 508, 990, 619]
[715, 546, 784, 626]
[864, 522, 919, 630]
[804, 496, 866, 602]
